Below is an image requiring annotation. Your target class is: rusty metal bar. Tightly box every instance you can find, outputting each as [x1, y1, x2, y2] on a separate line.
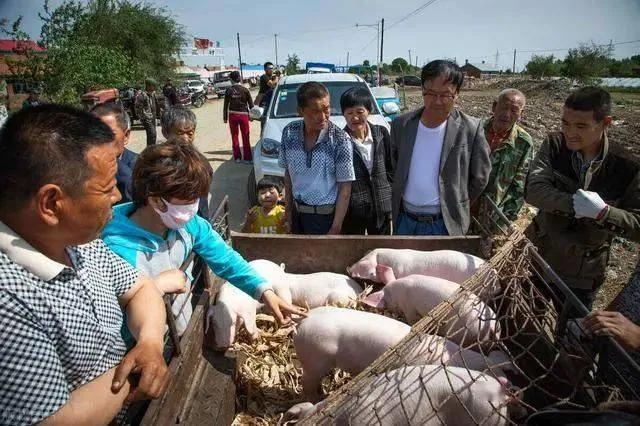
[163, 294, 182, 356]
[528, 247, 640, 376]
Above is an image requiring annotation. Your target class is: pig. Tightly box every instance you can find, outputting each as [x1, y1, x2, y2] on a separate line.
[363, 265, 500, 348]
[295, 307, 513, 401]
[205, 281, 262, 349]
[250, 259, 363, 308]
[348, 249, 498, 297]
[283, 365, 524, 425]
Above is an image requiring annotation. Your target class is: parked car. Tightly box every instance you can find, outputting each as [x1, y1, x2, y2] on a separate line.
[184, 79, 206, 93]
[247, 73, 390, 205]
[395, 75, 421, 86]
[212, 70, 232, 98]
[370, 86, 401, 122]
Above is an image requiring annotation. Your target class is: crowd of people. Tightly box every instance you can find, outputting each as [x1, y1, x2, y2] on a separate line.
[0, 58, 638, 424]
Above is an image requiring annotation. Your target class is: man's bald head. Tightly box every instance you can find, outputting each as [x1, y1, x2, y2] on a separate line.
[491, 88, 526, 133]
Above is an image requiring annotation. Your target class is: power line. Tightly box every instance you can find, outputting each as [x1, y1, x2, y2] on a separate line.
[387, 0, 441, 30]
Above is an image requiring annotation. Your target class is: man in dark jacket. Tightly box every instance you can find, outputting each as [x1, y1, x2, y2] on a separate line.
[525, 86, 640, 309]
[91, 102, 137, 204]
[390, 60, 491, 236]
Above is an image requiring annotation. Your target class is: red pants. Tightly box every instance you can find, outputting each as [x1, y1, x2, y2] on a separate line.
[228, 113, 252, 161]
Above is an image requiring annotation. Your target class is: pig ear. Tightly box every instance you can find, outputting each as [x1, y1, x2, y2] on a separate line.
[362, 290, 386, 308]
[376, 264, 395, 284]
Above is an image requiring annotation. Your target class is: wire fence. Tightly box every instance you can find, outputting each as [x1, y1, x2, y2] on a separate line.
[298, 202, 639, 425]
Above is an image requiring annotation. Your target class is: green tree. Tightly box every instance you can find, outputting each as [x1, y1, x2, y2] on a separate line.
[391, 57, 409, 73]
[363, 59, 370, 68]
[285, 53, 301, 75]
[563, 42, 614, 82]
[525, 54, 560, 78]
[2, 0, 185, 104]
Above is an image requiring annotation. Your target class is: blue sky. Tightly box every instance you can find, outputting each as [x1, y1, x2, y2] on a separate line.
[2, 0, 639, 71]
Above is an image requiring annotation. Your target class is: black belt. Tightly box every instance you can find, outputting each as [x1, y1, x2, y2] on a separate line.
[405, 210, 443, 224]
[294, 201, 335, 215]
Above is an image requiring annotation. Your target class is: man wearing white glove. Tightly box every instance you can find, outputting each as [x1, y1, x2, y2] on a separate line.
[526, 87, 640, 310]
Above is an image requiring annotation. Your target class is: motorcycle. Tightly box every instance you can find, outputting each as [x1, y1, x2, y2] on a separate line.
[175, 86, 206, 108]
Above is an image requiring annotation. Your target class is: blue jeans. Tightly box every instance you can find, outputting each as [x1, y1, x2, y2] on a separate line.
[395, 211, 448, 236]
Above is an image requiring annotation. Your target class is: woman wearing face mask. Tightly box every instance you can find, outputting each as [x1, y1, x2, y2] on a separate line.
[102, 141, 305, 346]
[340, 87, 394, 235]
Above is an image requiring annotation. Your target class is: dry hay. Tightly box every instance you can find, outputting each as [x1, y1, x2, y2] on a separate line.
[231, 291, 407, 425]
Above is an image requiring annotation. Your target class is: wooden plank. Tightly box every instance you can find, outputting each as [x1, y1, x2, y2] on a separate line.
[231, 233, 483, 274]
[140, 283, 237, 425]
[140, 291, 210, 425]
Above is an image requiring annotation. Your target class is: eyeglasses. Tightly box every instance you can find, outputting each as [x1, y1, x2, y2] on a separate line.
[422, 91, 456, 102]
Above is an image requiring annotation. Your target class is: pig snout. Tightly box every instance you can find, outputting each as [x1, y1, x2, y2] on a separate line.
[347, 259, 377, 280]
[281, 402, 317, 424]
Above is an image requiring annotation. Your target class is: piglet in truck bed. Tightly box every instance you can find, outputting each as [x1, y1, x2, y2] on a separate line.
[363, 265, 501, 349]
[348, 248, 500, 299]
[283, 365, 525, 425]
[249, 259, 363, 308]
[295, 307, 515, 401]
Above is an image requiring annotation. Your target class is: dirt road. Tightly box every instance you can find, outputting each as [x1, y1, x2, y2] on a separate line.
[127, 95, 260, 230]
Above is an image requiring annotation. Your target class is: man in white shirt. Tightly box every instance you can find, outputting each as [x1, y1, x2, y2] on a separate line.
[389, 60, 491, 236]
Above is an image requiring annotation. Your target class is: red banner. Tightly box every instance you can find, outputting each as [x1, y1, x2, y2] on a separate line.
[194, 38, 210, 50]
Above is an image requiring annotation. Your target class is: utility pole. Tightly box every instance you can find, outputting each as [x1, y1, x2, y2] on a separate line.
[415, 56, 418, 68]
[512, 49, 516, 73]
[380, 18, 384, 64]
[237, 33, 243, 81]
[408, 50, 412, 68]
[346, 51, 350, 68]
[274, 34, 279, 68]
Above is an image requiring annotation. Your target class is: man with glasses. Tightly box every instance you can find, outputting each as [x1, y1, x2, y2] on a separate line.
[255, 62, 279, 107]
[389, 60, 491, 236]
[526, 86, 640, 310]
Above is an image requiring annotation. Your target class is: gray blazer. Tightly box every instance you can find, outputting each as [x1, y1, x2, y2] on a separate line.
[389, 108, 491, 236]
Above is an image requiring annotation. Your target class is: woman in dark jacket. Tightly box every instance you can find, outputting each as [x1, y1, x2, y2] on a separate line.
[340, 87, 394, 235]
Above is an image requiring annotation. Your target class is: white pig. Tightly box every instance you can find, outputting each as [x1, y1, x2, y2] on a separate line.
[348, 248, 486, 285]
[250, 259, 363, 308]
[205, 281, 261, 349]
[284, 365, 524, 425]
[295, 307, 512, 401]
[363, 265, 501, 348]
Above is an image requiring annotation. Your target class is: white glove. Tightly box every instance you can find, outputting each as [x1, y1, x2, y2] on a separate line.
[573, 189, 607, 219]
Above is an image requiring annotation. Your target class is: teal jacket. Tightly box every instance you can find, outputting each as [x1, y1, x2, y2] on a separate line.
[102, 203, 270, 344]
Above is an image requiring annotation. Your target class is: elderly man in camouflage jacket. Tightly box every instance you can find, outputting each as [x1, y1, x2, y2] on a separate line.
[526, 86, 640, 310]
[135, 79, 158, 146]
[480, 89, 534, 226]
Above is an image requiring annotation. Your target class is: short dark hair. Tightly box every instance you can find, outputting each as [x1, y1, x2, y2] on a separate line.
[229, 71, 241, 83]
[91, 102, 131, 131]
[264, 62, 274, 70]
[131, 141, 212, 207]
[297, 82, 329, 109]
[0, 104, 115, 209]
[161, 105, 197, 134]
[340, 87, 374, 113]
[257, 176, 282, 194]
[564, 86, 611, 121]
[421, 60, 464, 92]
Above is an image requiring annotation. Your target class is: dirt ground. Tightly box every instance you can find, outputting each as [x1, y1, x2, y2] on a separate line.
[403, 78, 640, 308]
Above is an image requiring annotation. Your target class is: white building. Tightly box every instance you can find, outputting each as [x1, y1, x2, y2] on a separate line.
[178, 38, 226, 69]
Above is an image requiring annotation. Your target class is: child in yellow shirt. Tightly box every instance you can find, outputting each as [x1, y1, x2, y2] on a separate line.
[242, 177, 288, 234]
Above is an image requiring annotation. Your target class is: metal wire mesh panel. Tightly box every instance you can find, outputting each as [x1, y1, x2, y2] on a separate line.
[300, 231, 639, 425]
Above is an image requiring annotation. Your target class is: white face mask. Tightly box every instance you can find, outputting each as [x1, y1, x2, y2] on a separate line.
[153, 198, 199, 229]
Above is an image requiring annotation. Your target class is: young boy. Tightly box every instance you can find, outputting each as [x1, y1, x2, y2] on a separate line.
[242, 177, 288, 234]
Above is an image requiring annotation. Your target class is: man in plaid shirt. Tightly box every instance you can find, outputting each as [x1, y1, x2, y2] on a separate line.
[0, 105, 169, 425]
